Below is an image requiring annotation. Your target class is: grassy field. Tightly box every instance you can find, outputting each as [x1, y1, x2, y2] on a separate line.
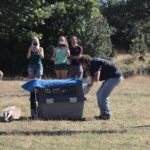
[0, 76, 150, 150]
[114, 53, 150, 77]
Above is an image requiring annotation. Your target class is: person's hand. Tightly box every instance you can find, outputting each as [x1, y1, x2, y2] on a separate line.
[83, 84, 91, 95]
[35, 48, 40, 53]
[33, 48, 42, 56]
[51, 57, 55, 61]
[87, 82, 93, 87]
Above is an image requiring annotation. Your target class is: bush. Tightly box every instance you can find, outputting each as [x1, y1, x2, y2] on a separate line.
[80, 16, 113, 59]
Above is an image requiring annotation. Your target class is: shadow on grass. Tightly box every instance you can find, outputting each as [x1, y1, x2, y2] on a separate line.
[0, 129, 127, 136]
[0, 116, 88, 122]
[0, 116, 31, 122]
[130, 125, 150, 129]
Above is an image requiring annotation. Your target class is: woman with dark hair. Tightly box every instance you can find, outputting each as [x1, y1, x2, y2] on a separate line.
[69, 36, 83, 79]
[80, 55, 124, 120]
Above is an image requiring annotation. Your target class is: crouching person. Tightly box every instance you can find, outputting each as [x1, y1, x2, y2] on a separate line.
[0, 70, 3, 80]
[80, 55, 124, 120]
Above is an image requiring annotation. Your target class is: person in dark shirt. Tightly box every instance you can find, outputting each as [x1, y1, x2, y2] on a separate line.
[69, 36, 83, 79]
[80, 55, 124, 120]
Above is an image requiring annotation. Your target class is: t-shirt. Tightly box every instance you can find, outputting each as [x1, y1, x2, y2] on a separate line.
[70, 46, 83, 66]
[55, 47, 68, 64]
[90, 58, 123, 81]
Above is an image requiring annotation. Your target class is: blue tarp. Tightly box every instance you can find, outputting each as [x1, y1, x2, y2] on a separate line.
[22, 78, 82, 92]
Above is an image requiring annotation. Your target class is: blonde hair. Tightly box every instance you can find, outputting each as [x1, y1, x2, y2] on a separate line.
[58, 36, 69, 48]
[31, 36, 40, 48]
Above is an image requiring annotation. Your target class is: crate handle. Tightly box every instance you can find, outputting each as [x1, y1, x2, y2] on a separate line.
[69, 97, 77, 103]
[46, 98, 54, 104]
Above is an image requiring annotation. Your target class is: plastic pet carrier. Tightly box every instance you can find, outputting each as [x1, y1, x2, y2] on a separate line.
[22, 79, 86, 120]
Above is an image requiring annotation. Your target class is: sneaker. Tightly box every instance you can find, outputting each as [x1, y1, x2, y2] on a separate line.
[94, 114, 110, 120]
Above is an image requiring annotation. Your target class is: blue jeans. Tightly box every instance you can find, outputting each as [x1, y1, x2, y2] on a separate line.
[28, 64, 43, 77]
[96, 76, 123, 116]
[69, 65, 83, 79]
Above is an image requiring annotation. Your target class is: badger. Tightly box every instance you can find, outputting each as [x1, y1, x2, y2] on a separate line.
[3, 106, 22, 122]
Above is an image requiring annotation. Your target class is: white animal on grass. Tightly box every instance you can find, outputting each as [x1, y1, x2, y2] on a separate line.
[3, 106, 22, 122]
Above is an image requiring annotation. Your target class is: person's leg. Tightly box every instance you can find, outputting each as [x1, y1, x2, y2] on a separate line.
[28, 65, 35, 79]
[69, 66, 77, 78]
[55, 70, 62, 79]
[55, 64, 63, 79]
[96, 76, 123, 118]
[76, 65, 83, 79]
[69, 65, 83, 79]
[60, 64, 69, 79]
[69, 66, 76, 78]
[35, 64, 43, 79]
[61, 70, 68, 79]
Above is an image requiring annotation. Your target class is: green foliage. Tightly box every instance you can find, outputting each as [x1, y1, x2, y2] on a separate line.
[1, 0, 107, 75]
[100, 0, 150, 54]
[143, 22, 150, 52]
[39, 0, 102, 76]
[1, 0, 149, 75]
[0, 0, 52, 75]
[130, 27, 147, 56]
[0, 0, 51, 40]
[81, 16, 113, 59]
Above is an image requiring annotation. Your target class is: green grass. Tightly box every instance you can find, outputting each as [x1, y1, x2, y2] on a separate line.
[0, 76, 150, 150]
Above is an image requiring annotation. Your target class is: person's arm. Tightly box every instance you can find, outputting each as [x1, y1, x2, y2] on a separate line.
[88, 71, 100, 87]
[93, 71, 100, 82]
[67, 48, 70, 57]
[38, 47, 44, 59]
[51, 48, 56, 61]
[27, 47, 31, 59]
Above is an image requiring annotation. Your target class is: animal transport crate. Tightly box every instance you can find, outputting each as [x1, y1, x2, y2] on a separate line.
[24, 79, 86, 120]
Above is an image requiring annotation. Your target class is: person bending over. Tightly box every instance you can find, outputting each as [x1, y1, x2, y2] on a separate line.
[80, 55, 124, 120]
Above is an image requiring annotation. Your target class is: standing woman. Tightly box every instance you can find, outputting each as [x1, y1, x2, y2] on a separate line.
[51, 36, 70, 79]
[69, 36, 83, 79]
[27, 36, 44, 79]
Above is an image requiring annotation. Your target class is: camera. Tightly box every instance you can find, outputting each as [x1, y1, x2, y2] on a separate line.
[33, 43, 38, 46]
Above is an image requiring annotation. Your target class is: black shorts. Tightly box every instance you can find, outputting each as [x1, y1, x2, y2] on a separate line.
[55, 64, 69, 70]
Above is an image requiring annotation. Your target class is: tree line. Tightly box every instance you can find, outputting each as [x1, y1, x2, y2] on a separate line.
[0, 0, 149, 76]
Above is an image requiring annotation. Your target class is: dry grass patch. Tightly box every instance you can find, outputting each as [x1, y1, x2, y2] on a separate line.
[0, 76, 150, 150]
[114, 53, 150, 77]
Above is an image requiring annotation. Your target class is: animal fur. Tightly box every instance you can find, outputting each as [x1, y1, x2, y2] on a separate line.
[3, 106, 22, 122]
